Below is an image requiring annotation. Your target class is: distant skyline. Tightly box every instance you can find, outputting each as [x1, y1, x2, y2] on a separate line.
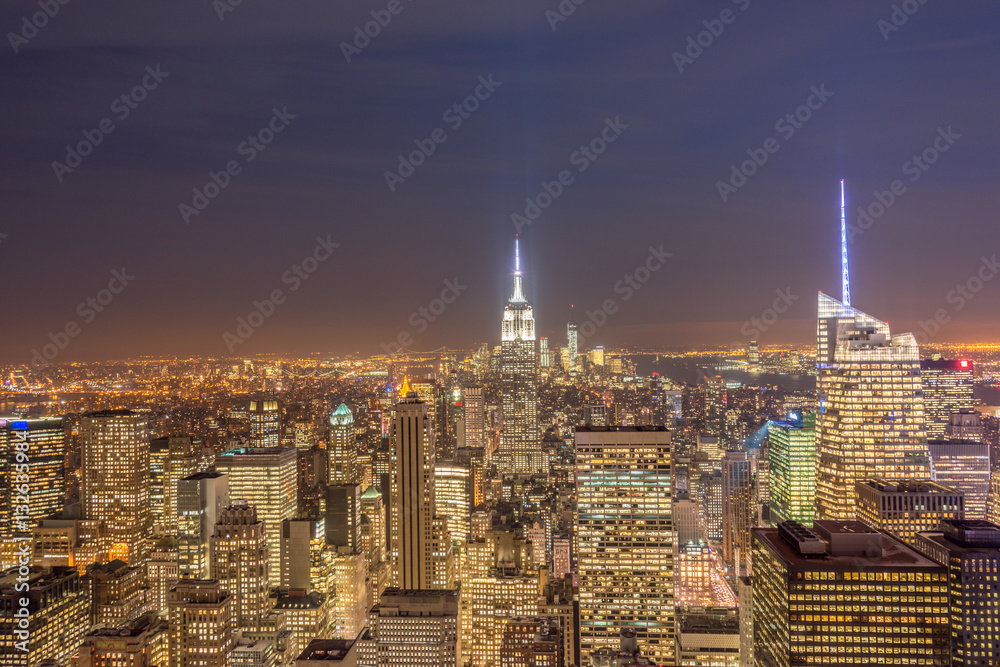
[3, 2, 999, 363]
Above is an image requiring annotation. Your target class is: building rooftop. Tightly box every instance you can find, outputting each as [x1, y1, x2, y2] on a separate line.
[859, 478, 961, 495]
[754, 521, 943, 571]
[297, 639, 356, 661]
[576, 425, 670, 433]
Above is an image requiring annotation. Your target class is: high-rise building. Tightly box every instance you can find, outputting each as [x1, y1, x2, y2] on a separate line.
[76, 612, 169, 667]
[0, 418, 65, 541]
[356, 588, 460, 667]
[330, 551, 368, 640]
[391, 391, 437, 589]
[209, 504, 269, 630]
[150, 435, 200, 535]
[855, 478, 964, 547]
[722, 451, 754, 575]
[167, 579, 235, 667]
[461, 532, 540, 666]
[767, 413, 817, 526]
[676, 608, 740, 667]
[329, 403, 357, 485]
[752, 520, 950, 667]
[359, 487, 388, 601]
[81, 410, 151, 566]
[815, 294, 931, 520]
[575, 426, 675, 663]
[280, 517, 323, 592]
[249, 398, 282, 448]
[567, 322, 578, 372]
[434, 464, 471, 548]
[947, 409, 986, 442]
[499, 239, 542, 476]
[539, 337, 550, 368]
[675, 541, 714, 608]
[748, 340, 760, 369]
[499, 617, 562, 667]
[87, 559, 150, 627]
[327, 484, 362, 553]
[462, 386, 485, 450]
[147, 544, 178, 615]
[929, 438, 990, 520]
[176, 471, 229, 578]
[915, 519, 1000, 667]
[0, 566, 89, 665]
[216, 447, 297, 585]
[921, 357, 975, 441]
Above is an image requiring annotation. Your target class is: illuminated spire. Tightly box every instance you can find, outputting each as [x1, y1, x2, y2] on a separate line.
[510, 235, 526, 304]
[840, 179, 851, 307]
[398, 376, 410, 398]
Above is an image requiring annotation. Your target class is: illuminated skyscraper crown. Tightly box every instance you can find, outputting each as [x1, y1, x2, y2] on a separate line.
[502, 237, 535, 342]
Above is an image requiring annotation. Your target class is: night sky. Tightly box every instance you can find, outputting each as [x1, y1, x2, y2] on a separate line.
[3, 1, 999, 363]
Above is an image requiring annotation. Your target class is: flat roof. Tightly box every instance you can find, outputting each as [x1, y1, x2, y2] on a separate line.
[753, 525, 944, 571]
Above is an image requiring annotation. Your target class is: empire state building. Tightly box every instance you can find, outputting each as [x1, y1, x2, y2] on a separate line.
[499, 238, 544, 476]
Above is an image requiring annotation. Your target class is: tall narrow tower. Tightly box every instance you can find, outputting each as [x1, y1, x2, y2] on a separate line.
[840, 179, 851, 307]
[499, 237, 543, 476]
[391, 389, 437, 589]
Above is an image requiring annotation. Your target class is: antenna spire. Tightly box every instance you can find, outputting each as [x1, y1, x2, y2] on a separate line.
[514, 235, 521, 275]
[840, 179, 851, 306]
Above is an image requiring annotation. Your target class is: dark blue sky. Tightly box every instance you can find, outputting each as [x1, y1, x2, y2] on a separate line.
[2, 1, 999, 362]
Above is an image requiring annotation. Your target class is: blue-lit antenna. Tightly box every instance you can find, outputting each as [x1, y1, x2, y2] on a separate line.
[840, 179, 851, 306]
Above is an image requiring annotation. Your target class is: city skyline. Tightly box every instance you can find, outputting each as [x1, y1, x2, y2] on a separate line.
[3, 3, 1000, 363]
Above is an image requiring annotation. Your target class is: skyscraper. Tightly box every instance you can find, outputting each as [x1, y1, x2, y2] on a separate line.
[767, 413, 817, 526]
[722, 450, 754, 575]
[392, 390, 437, 589]
[209, 504, 269, 630]
[462, 386, 485, 450]
[356, 588, 460, 667]
[929, 438, 990, 519]
[855, 479, 964, 547]
[567, 321, 578, 372]
[0, 566, 89, 665]
[752, 520, 950, 667]
[915, 519, 1000, 667]
[328, 403, 358, 485]
[177, 471, 229, 578]
[575, 426, 675, 662]
[168, 580, 235, 667]
[215, 447, 297, 585]
[814, 293, 931, 520]
[499, 238, 542, 476]
[81, 410, 150, 566]
[921, 357, 975, 441]
[249, 398, 282, 447]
